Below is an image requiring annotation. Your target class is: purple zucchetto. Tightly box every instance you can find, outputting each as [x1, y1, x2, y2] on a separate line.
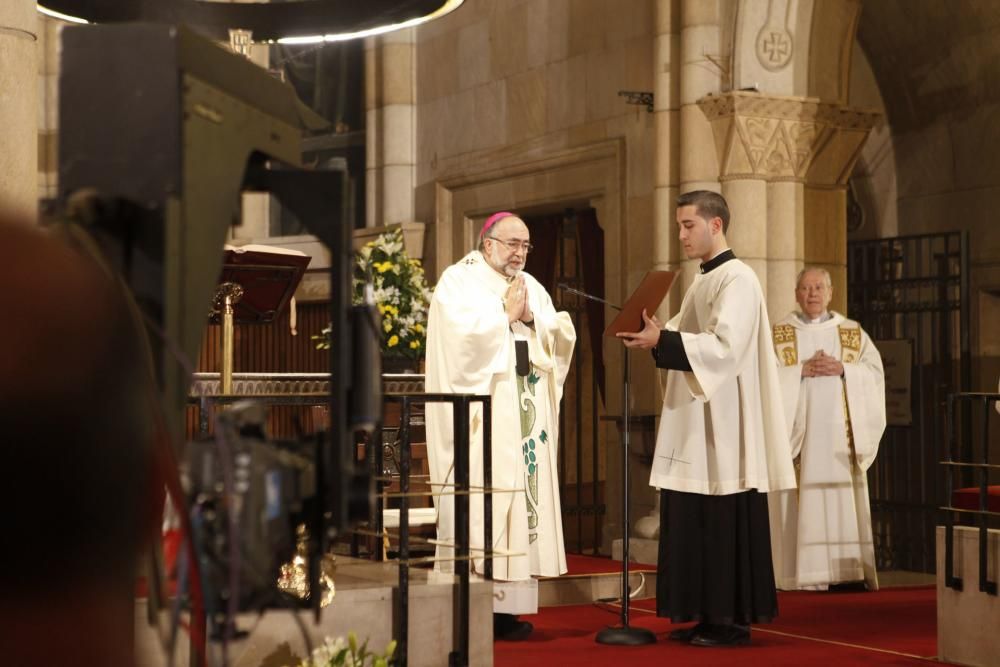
[480, 211, 517, 239]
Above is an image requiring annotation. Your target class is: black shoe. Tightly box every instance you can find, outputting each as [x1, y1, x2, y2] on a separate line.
[828, 581, 867, 592]
[668, 622, 708, 642]
[690, 624, 750, 647]
[494, 613, 534, 641]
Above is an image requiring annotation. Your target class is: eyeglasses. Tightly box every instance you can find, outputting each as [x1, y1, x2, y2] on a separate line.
[487, 237, 534, 253]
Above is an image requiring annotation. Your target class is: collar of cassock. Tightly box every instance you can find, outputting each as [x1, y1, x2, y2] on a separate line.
[700, 248, 736, 274]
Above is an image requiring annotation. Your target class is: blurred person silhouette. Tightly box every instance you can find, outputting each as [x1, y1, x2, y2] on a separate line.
[0, 210, 156, 667]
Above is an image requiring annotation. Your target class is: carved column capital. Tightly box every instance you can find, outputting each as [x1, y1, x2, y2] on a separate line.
[697, 92, 881, 185]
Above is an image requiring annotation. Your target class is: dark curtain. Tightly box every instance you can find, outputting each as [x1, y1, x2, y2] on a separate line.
[524, 209, 607, 404]
[576, 209, 606, 403]
[524, 214, 560, 295]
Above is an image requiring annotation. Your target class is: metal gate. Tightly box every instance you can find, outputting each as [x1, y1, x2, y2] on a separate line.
[847, 231, 970, 572]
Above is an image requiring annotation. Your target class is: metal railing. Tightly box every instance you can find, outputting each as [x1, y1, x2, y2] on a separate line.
[942, 392, 999, 596]
[374, 393, 492, 667]
[187, 378, 493, 667]
[848, 231, 970, 572]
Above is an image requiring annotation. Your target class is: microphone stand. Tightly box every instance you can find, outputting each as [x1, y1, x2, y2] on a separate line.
[558, 284, 656, 646]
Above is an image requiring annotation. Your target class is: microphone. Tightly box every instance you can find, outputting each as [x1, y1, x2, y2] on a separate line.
[557, 283, 622, 311]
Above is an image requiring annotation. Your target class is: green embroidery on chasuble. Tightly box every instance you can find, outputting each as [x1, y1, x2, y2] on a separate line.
[523, 438, 539, 530]
[518, 374, 537, 438]
[519, 367, 541, 533]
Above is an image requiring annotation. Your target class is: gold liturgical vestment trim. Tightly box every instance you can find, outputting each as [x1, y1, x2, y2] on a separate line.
[773, 323, 798, 367]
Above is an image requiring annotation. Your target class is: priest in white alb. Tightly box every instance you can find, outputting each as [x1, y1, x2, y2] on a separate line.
[425, 212, 576, 640]
[618, 191, 796, 648]
[768, 267, 886, 591]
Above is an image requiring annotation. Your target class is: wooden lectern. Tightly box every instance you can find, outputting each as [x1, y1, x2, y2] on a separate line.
[210, 244, 311, 394]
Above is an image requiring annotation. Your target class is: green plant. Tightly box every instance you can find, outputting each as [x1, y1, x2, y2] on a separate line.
[312, 228, 432, 360]
[291, 632, 397, 667]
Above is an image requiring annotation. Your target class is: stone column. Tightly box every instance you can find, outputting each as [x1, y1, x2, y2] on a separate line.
[679, 0, 722, 193]
[698, 91, 879, 317]
[677, 0, 724, 294]
[365, 29, 415, 228]
[767, 180, 805, 320]
[653, 0, 680, 290]
[721, 177, 769, 298]
[37, 16, 60, 203]
[0, 1, 37, 219]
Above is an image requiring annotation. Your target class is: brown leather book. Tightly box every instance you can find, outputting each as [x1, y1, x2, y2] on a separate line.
[603, 270, 677, 336]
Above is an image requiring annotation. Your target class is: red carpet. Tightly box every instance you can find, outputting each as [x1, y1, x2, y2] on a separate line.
[496, 586, 953, 666]
[562, 554, 656, 576]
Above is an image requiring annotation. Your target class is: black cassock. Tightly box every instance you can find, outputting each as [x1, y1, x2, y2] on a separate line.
[656, 489, 778, 624]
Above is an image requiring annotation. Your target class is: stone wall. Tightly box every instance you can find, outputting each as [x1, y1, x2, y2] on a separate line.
[846, 41, 896, 242]
[412, 0, 656, 282]
[856, 1, 1000, 394]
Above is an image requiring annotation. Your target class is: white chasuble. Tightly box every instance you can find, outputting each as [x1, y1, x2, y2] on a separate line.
[649, 259, 796, 495]
[425, 251, 576, 603]
[767, 312, 886, 590]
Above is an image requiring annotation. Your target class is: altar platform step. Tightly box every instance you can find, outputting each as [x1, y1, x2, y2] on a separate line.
[134, 556, 494, 667]
[539, 554, 657, 607]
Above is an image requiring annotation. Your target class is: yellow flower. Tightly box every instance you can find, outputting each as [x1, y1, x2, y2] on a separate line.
[383, 320, 392, 333]
[413, 323, 424, 333]
[409, 340, 419, 349]
[387, 335, 399, 347]
[377, 304, 387, 314]
[374, 261, 393, 273]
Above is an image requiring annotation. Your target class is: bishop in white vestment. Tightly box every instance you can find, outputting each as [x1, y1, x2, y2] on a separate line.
[768, 267, 886, 591]
[619, 191, 796, 648]
[425, 212, 576, 638]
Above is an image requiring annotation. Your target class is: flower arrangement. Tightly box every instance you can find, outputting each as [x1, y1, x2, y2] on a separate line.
[286, 633, 396, 667]
[313, 228, 432, 361]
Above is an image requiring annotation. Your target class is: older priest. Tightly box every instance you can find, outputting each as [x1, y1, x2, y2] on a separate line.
[768, 267, 886, 591]
[425, 212, 576, 640]
[619, 190, 796, 648]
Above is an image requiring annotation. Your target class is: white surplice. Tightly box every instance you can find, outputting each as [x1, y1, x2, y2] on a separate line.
[767, 311, 886, 590]
[649, 259, 797, 495]
[425, 251, 576, 612]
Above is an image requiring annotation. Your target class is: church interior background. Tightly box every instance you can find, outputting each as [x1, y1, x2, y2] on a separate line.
[4, 0, 1000, 665]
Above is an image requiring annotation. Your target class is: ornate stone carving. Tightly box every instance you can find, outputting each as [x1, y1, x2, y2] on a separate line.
[756, 28, 793, 71]
[189, 372, 425, 396]
[754, 0, 794, 72]
[697, 92, 881, 185]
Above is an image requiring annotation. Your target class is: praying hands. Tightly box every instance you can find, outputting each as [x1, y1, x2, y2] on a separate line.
[801, 350, 844, 378]
[504, 275, 533, 324]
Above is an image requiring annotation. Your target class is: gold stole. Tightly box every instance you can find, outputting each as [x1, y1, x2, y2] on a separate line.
[838, 324, 861, 363]
[772, 323, 798, 366]
[838, 324, 862, 460]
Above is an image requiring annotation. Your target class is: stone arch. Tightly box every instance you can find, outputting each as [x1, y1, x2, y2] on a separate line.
[852, 0, 1000, 389]
[691, 0, 876, 318]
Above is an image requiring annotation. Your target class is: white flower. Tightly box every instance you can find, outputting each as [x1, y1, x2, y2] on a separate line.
[305, 635, 348, 665]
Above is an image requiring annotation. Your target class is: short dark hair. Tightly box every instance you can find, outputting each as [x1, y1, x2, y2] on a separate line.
[677, 190, 730, 233]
